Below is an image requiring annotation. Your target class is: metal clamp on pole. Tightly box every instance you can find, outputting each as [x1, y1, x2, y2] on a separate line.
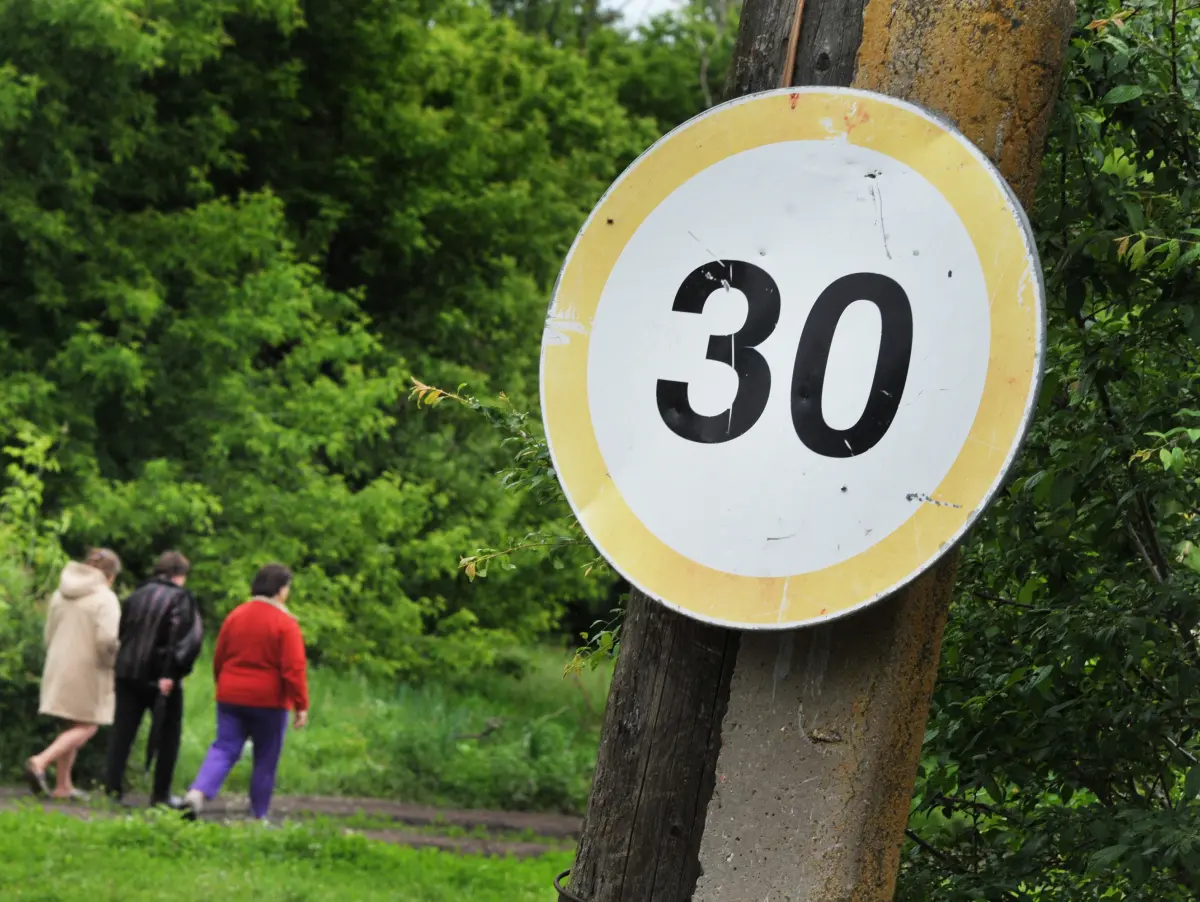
[554, 867, 588, 902]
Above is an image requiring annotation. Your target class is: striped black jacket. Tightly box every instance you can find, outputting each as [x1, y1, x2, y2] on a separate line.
[114, 578, 204, 683]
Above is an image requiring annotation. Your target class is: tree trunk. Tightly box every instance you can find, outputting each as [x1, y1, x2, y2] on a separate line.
[563, 592, 738, 900]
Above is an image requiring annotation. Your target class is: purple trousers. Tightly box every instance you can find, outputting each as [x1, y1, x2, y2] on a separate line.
[191, 703, 288, 819]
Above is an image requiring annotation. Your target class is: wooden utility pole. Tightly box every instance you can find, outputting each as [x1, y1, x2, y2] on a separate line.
[557, 1, 1074, 900]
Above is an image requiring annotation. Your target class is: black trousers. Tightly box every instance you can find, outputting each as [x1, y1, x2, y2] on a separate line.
[104, 677, 184, 804]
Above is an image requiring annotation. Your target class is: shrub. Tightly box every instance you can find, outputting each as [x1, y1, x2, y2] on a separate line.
[0, 424, 89, 780]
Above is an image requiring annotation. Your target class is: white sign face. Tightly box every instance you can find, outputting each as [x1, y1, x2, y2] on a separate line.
[588, 140, 989, 578]
[541, 88, 1043, 629]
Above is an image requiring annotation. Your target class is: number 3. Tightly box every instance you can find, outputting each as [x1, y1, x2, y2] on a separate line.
[656, 261, 780, 443]
[656, 261, 913, 457]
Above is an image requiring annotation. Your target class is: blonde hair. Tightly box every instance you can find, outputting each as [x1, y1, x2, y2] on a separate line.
[84, 547, 122, 581]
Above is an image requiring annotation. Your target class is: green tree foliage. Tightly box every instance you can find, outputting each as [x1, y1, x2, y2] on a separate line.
[900, 2, 1200, 897]
[588, 0, 738, 131]
[0, 0, 659, 688]
[488, 0, 621, 47]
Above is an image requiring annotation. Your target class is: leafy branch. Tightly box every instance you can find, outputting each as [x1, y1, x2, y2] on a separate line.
[410, 378, 623, 670]
[459, 535, 597, 581]
[409, 377, 604, 575]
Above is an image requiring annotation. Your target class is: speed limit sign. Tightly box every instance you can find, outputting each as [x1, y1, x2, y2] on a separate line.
[540, 87, 1044, 629]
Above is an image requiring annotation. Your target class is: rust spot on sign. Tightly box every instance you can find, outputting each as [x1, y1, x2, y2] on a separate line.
[789, 92, 799, 109]
[844, 108, 870, 134]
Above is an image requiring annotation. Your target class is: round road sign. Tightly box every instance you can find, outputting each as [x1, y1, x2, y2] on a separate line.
[540, 86, 1044, 630]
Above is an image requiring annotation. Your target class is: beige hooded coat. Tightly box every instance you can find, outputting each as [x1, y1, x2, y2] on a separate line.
[39, 562, 121, 725]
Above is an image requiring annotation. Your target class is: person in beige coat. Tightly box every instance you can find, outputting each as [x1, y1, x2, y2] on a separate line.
[24, 548, 122, 800]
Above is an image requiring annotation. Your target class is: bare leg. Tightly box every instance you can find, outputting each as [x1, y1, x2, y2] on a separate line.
[32, 724, 98, 791]
[53, 747, 79, 797]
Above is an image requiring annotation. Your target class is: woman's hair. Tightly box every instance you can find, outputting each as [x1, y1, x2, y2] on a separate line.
[153, 550, 191, 580]
[84, 547, 122, 581]
[251, 563, 292, 599]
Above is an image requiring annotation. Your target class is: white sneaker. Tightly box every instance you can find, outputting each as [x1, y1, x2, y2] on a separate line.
[181, 789, 205, 821]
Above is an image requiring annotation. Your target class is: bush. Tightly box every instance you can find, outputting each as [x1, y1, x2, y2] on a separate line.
[0, 424, 80, 779]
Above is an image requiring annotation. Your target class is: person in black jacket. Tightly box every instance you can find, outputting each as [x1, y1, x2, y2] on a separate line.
[104, 550, 203, 808]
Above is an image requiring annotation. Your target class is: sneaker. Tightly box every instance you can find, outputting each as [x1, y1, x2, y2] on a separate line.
[179, 789, 205, 822]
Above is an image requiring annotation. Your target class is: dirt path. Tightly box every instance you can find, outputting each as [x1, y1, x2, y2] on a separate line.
[0, 787, 580, 859]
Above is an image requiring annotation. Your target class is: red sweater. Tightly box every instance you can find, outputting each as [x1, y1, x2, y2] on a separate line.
[213, 599, 309, 712]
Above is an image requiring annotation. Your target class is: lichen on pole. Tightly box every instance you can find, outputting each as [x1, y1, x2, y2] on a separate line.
[854, 0, 1075, 208]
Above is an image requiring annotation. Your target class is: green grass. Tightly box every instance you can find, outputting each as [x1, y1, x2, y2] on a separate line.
[0, 806, 569, 901]
[119, 645, 611, 814]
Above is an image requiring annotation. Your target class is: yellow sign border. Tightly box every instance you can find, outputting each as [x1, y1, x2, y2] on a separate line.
[540, 87, 1043, 629]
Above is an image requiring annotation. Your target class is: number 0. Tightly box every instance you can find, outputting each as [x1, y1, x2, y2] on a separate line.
[791, 272, 913, 458]
[656, 265, 913, 458]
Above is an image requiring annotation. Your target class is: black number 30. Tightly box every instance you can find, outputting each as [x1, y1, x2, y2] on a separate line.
[655, 261, 913, 458]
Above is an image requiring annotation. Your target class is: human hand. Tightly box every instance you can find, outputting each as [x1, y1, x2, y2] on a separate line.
[294, 709, 309, 729]
[158, 678, 175, 697]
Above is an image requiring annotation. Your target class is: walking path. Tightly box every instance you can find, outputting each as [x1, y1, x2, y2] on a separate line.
[0, 787, 581, 859]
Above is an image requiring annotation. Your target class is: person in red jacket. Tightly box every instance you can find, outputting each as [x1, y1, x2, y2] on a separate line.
[182, 563, 308, 821]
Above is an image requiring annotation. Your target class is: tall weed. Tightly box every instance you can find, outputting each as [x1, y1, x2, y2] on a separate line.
[136, 646, 611, 813]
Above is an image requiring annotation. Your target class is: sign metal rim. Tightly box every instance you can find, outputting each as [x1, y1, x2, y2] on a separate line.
[539, 85, 1046, 631]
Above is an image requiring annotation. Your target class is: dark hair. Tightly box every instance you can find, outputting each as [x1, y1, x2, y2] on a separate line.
[84, 547, 122, 581]
[154, 550, 191, 580]
[251, 563, 292, 599]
